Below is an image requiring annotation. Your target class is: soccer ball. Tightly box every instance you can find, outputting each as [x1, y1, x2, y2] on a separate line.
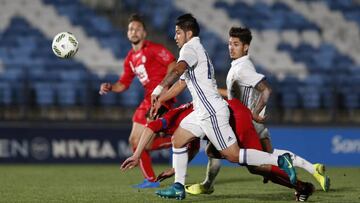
[52, 32, 79, 58]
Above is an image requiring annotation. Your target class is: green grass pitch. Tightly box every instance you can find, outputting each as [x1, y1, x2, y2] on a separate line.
[0, 164, 359, 202]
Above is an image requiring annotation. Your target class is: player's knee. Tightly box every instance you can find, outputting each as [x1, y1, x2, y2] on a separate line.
[205, 144, 223, 159]
[223, 153, 238, 163]
[171, 136, 182, 148]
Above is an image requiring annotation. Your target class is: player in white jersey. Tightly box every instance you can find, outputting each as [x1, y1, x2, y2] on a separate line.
[150, 14, 297, 200]
[185, 27, 330, 199]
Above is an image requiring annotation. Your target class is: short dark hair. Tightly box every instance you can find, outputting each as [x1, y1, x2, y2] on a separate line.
[176, 13, 200, 36]
[128, 13, 146, 31]
[229, 27, 252, 45]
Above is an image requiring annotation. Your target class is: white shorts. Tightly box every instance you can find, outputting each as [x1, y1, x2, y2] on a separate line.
[180, 110, 236, 150]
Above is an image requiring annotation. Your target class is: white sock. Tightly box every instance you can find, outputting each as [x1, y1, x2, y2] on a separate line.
[273, 149, 315, 174]
[202, 158, 221, 189]
[173, 147, 188, 185]
[239, 148, 278, 166]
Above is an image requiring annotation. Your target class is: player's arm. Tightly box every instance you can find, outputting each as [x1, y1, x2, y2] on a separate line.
[252, 80, 272, 123]
[151, 80, 187, 117]
[120, 127, 156, 171]
[166, 61, 177, 74]
[151, 61, 187, 104]
[99, 81, 127, 95]
[218, 88, 228, 98]
[100, 59, 134, 95]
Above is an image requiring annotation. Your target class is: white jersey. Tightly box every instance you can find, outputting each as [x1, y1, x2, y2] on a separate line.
[178, 37, 227, 119]
[226, 55, 265, 115]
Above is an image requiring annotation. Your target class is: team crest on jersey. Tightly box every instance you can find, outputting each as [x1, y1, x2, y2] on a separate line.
[159, 49, 170, 61]
[142, 55, 147, 63]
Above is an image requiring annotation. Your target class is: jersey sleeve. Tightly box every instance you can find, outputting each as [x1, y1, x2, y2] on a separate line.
[152, 44, 176, 67]
[118, 57, 135, 89]
[178, 45, 197, 67]
[237, 64, 265, 87]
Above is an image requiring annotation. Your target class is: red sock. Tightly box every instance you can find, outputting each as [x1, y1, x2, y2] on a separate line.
[133, 147, 156, 182]
[268, 165, 295, 189]
[150, 137, 172, 150]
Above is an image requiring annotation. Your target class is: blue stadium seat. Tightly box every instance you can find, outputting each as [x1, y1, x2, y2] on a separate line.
[0, 81, 12, 106]
[279, 76, 300, 109]
[33, 82, 56, 106]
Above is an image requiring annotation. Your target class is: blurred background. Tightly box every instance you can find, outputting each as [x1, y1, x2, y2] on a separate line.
[0, 0, 359, 166]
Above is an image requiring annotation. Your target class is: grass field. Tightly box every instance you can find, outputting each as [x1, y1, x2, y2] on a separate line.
[0, 164, 359, 202]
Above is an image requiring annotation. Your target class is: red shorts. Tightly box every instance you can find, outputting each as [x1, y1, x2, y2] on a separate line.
[227, 99, 262, 151]
[132, 99, 150, 125]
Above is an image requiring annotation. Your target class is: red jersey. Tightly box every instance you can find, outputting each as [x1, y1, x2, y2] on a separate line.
[147, 99, 262, 150]
[119, 40, 176, 101]
[146, 103, 193, 135]
[227, 99, 262, 150]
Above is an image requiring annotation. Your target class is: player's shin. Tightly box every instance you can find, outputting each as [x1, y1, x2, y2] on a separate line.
[139, 150, 156, 182]
[273, 149, 315, 174]
[173, 147, 188, 185]
[239, 148, 278, 166]
[202, 158, 221, 189]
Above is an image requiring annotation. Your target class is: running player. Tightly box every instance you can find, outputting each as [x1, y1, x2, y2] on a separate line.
[150, 14, 296, 200]
[99, 13, 176, 188]
[121, 98, 316, 201]
[185, 27, 330, 200]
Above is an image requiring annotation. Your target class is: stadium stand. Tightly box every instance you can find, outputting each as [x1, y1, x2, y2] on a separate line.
[0, 0, 359, 123]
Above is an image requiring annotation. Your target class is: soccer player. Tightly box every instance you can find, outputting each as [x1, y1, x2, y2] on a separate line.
[121, 102, 198, 172]
[99, 14, 176, 188]
[121, 98, 316, 201]
[150, 14, 296, 200]
[185, 27, 330, 199]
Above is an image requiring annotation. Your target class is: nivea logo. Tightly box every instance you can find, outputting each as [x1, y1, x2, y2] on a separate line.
[332, 135, 360, 154]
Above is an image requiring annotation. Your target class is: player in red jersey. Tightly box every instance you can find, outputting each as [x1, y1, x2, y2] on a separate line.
[121, 98, 315, 200]
[99, 14, 176, 188]
[120, 103, 199, 178]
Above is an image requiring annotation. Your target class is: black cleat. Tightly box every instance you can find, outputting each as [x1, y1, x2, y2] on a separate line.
[295, 182, 315, 202]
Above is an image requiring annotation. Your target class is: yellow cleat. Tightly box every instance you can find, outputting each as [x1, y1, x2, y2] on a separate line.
[184, 183, 214, 195]
[313, 163, 330, 192]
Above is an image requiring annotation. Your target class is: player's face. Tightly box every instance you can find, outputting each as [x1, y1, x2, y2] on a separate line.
[174, 26, 187, 48]
[228, 37, 248, 60]
[127, 21, 146, 45]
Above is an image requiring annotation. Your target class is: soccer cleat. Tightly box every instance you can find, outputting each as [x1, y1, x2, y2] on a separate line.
[132, 179, 160, 189]
[312, 163, 330, 192]
[185, 183, 214, 195]
[278, 153, 297, 185]
[155, 182, 185, 200]
[295, 182, 315, 202]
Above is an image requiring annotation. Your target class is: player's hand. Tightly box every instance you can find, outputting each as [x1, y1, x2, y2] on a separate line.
[120, 156, 139, 171]
[252, 113, 267, 123]
[155, 168, 175, 182]
[150, 100, 162, 118]
[99, 83, 112, 95]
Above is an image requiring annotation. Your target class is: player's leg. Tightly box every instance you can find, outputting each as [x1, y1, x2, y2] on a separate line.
[218, 143, 297, 185]
[130, 100, 158, 187]
[272, 148, 330, 192]
[155, 127, 198, 200]
[155, 112, 204, 200]
[156, 139, 200, 182]
[185, 142, 221, 195]
[129, 122, 160, 188]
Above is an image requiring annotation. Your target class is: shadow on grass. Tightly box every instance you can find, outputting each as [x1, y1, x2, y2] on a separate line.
[215, 177, 259, 185]
[182, 192, 293, 202]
